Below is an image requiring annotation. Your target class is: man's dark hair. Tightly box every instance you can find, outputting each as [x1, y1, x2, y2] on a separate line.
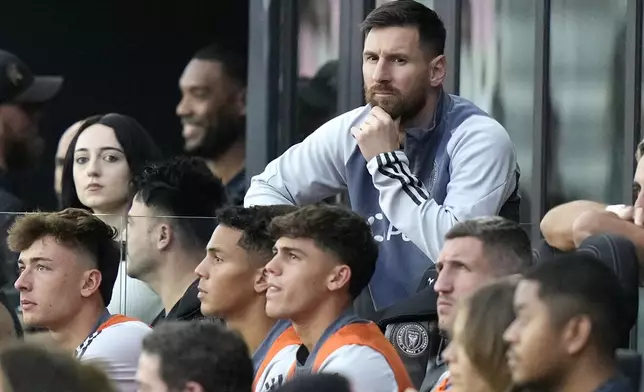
[132, 156, 228, 251]
[142, 321, 253, 392]
[7, 208, 120, 306]
[194, 43, 248, 88]
[525, 253, 628, 357]
[0, 343, 115, 392]
[445, 216, 532, 275]
[216, 205, 298, 262]
[268, 204, 378, 299]
[360, 0, 446, 56]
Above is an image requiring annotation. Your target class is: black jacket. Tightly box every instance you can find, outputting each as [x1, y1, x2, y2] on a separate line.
[375, 267, 446, 390]
[151, 280, 205, 326]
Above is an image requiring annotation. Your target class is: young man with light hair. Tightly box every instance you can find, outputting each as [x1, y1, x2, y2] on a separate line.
[9, 208, 151, 392]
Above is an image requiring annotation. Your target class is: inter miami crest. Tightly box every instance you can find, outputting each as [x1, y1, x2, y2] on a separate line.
[394, 322, 429, 356]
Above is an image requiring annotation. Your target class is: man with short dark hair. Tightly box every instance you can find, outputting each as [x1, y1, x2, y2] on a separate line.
[245, 0, 520, 315]
[177, 43, 247, 205]
[9, 208, 151, 392]
[258, 204, 413, 392]
[381, 217, 531, 391]
[435, 217, 531, 327]
[127, 156, 228, 325]
[195, 205, 301, 386]
[504, 253, 634, 392]
[136, 321, 254, 392]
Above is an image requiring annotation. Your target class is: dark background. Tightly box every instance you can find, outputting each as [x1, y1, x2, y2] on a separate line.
[0, 0, 249, 210]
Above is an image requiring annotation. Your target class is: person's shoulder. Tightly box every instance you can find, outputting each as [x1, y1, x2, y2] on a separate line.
[444, 102, 513, 156]
[445, 95, 507, 135]
[82, 318, 150, 361]
[320, 345, 399, 391]
[99, 317, 151, 338]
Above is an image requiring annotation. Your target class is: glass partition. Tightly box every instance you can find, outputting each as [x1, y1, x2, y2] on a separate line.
[548, 0, 628, 207]
[459, 0, 536, 224]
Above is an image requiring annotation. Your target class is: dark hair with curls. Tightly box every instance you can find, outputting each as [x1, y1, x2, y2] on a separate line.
[215, 205, 299, 263]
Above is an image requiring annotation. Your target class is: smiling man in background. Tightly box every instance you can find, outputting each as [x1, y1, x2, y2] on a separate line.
[177, 43, 248, 205]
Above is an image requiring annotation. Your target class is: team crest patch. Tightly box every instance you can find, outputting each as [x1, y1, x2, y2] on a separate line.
[395, 322, 429, 356]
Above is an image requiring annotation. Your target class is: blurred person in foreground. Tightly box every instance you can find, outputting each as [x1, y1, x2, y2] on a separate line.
[245, 0, 520, 316]
[136, 321, 253, 392]
[177, 43, 247, 205]
[438, 278, 519, 392]
[504, 253, 634, 392]
[194, 205, 300, 392]
[0, 342, 115, 392]
[8, 208, 151, 392]
[127, 156, 227, 325]
[258, 204, 413, 392]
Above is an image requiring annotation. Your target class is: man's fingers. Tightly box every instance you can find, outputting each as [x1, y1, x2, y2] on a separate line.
[635, 207, 644, 226]
[362, 117, 375, 129]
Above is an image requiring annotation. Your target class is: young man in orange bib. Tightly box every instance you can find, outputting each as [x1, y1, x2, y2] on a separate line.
[9, 208, 151, 392]
[259, 204, 413, 392]
[194, 205, 301, 392]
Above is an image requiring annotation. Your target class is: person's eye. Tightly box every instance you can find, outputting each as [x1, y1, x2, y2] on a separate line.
[104, 155, 120, 163]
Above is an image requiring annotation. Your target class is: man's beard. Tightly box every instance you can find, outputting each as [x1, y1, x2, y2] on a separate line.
[185, 110, 245, 161]
[365, 82, 428, 123]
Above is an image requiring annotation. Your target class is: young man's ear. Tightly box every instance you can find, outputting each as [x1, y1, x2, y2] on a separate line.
[254, 267, 269, 294]
[157, 224, 173, 251]
[326, 265, 351, 293]
[80, 269, 102, 298]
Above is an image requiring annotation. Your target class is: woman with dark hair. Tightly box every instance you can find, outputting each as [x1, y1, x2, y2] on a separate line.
[61, 113, 162, 218]
[60, 113, 164, 324]
[439, 278, 520, 392]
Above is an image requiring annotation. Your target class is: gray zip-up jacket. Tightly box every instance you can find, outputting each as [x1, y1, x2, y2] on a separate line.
[245, 91, 520, 310]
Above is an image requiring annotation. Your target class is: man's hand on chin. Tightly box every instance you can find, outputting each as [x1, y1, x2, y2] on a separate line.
[351, 106, 401, 162]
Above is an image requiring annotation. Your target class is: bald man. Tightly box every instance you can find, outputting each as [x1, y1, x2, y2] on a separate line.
[54, 121, 82, 205]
